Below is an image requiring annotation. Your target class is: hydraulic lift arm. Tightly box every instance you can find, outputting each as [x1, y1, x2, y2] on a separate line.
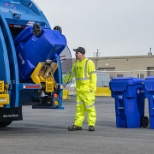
[31, 59, 63, 108]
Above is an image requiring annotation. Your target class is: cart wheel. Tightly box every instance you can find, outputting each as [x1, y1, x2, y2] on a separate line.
[53, 26, 62, 33]
[33, 23, 42, 37]
[141, 116, 149, 128]
[0, 121, 12, 127]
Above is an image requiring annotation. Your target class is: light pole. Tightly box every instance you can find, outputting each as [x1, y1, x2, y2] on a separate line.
[93, 49, 100, 70]
[148, 47, 152, 55]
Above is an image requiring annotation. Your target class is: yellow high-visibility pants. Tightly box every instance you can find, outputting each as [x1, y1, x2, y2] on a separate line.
[74, 91, 96, 127]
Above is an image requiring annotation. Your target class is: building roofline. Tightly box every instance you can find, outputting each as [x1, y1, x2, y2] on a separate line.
[89, 55, 154, 60]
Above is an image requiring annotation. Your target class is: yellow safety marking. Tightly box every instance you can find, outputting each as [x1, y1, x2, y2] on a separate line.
[63, 90, 70, 100]
[95, 87, 111, 97]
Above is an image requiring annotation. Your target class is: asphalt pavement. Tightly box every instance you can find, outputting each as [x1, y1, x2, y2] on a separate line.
[0, 96, 154, 154]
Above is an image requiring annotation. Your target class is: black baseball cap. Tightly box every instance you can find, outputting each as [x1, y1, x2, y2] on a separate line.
[73, 47, 85, 55]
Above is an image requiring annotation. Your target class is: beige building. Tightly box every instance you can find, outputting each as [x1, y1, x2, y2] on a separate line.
[89, 55, 154, 79]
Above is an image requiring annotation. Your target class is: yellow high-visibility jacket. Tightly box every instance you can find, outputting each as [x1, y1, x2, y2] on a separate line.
[70, 58, 97, 93]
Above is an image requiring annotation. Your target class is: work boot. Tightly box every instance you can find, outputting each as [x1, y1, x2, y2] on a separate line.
[68, 125, 82, 131]
[88, 126, 95, 131]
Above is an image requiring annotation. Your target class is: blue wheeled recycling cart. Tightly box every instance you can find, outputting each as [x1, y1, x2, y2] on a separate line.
[144, 76, 154, 129]
[109, 77, 148, 128]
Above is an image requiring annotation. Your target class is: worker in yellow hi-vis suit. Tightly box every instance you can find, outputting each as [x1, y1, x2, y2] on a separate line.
[67, 47, 97, 131]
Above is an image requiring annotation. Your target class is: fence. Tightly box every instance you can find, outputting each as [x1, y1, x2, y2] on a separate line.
[97, 70, 154, 79]
[63, 70, 154, 98]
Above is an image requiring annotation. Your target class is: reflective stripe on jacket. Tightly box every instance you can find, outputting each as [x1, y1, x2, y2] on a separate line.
[72, 58, 97, 92]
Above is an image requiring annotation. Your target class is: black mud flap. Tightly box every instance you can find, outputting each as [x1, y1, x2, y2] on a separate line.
[0, 106, 23, 122]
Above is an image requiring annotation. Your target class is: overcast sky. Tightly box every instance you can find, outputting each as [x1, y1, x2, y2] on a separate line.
[34, 0, 154, 58]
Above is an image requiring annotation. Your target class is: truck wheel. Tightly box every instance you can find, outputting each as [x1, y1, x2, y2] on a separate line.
[53, 26, 62, 33]
[0, 121, 12, 127]
[33, 23, 42, 37]
[141, 116, 149, 128]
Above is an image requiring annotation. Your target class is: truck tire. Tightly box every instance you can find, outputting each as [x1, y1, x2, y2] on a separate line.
[33, 23, 42, 37]
[0, 121, 12, 127]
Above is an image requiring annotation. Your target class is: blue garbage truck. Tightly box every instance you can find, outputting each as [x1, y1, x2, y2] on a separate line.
[0, 0, 72, 127]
